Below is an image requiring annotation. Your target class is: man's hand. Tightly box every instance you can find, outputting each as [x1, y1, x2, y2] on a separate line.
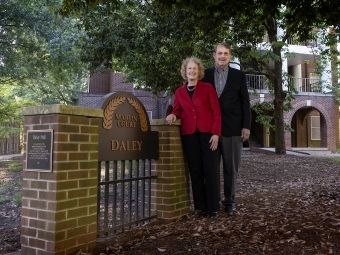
[209, 135, 219, 150]
[241, 128, 250, 142]
[166, 114, 176, 125]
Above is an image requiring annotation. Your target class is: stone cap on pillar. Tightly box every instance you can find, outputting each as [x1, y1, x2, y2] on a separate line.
[21, 104, 103, 118]
[150, 119, 181, 126]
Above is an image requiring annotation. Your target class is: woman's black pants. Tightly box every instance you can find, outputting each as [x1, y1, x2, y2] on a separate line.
[181, 131, 220, 212]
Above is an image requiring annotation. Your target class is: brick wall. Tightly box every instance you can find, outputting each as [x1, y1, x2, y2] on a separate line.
[250, 93, 338, 151]
[334, 102, 340, 149]
[300, 58, 320, 78]
[20, 105, 193, 253]
[21, 105, 102, 255]
[82, 72, 169, 119]
[150, 119, 190, 223]
[289, 95, 337, 151]
[89, 72, 110, 94]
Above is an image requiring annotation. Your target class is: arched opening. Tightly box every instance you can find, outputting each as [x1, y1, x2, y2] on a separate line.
[291, 107, 327, 148]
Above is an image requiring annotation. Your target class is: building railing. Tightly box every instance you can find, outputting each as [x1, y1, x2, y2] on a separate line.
[289, 77, 322, 93]
[246, 74, 269, 91]
[246, 74, 322, 93]
[286, 37, 318, 47]
[262, 34, 318, 47]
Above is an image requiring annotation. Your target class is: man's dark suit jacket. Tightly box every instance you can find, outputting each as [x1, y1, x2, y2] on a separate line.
[201, 66, 251, 137]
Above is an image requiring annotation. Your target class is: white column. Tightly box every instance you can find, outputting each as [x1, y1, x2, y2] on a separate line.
[321, 60, 332, 93]
[282, 57, 288, 90]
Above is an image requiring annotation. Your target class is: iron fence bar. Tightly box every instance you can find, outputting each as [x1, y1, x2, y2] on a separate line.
[120, 160, 125, 232]
[134, 160, 139, 226]
[127, 160, 133, 230]
[147, 159, 151, 218]
[112, 161, 118, 232]
[141, 160, 146, 222]
[97, 161, 101, 234]
[97, 159, 157, 235]
[103, 161, 110, 235]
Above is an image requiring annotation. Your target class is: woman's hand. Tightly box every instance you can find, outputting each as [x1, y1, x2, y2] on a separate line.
[166, 114, 176, 125]
[209, 135, 219, 150]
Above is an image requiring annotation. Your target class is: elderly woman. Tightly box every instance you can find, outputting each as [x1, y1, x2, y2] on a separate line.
[166, 57, 221, 218]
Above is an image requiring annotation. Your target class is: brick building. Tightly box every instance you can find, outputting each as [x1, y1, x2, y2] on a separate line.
[79, 71, 173, 120]
[79, 38, 340, 152]
[245, 33, 340, 151]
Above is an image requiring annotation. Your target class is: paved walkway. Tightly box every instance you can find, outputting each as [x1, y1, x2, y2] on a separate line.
[257, 147, 340, 157]
[0, 154, 23, 161]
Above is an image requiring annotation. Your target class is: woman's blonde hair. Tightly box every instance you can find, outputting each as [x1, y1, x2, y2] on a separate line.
[180, 57, 205, 81]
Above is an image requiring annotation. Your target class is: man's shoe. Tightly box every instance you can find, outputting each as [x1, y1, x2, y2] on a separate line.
[209, 212, 218, 218]
[225, 204, 236, 213]
[198, 211, 208, 218]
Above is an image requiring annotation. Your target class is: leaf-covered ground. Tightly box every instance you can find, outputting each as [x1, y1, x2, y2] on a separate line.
[0, 157, 22, 254]
[93, 153, 340, 255]
[1, 153, 340, 255]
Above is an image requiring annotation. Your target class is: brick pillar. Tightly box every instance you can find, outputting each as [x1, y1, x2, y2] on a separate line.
[284, 116, 292, 150]
[21, 105, 102, 255]
[334, 102, 340, 151]
[150, 119, 190, 223]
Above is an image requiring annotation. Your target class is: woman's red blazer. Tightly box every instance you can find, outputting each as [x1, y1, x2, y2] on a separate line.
[171, 81, 221, 136]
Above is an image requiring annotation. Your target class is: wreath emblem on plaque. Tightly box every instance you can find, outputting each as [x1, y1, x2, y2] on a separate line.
[102, 96, 149, 131]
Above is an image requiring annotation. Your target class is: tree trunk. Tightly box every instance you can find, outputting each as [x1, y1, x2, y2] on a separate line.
[330, 27, 340, 150]
[272, 46, 286, 155]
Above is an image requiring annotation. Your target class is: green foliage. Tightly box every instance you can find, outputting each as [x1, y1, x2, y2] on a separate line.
[0, 0, 89, 133]
[75, 1, 235, 94]
[0, 0, 88, 104]
[252, 102, 275, 130]
[6, 161, 23, 172]
[0, 83, 35, 138]
[60, 0, 340, 153]
[14, 193, 22, 204]
[61, 0, 340, 95]
[330, 156, 340, 163]
[0, 181, 22, 204]
[0, 181, 14, 203]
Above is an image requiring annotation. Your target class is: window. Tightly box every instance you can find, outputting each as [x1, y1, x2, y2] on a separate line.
[311, 116, 320, 140]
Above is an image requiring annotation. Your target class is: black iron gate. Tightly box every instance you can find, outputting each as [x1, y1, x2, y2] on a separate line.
[96, 91, 160, 237]
[97, 159, 157, 236]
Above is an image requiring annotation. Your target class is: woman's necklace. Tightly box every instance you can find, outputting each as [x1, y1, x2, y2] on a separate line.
[187, 85, 196, 91]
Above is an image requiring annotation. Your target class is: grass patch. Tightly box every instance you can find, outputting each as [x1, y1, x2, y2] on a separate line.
[14, 193, 22, 204]
[330, 157, 340, 163]
[0, 180, 22, 205]
[0, 159, 22, 204]
[0, 182, 11, 203]
[5, 160, 23, 172]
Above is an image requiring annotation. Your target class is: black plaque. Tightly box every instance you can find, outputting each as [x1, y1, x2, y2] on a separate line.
[26, 130, 53, 172]
[96, 92, 159, 161]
